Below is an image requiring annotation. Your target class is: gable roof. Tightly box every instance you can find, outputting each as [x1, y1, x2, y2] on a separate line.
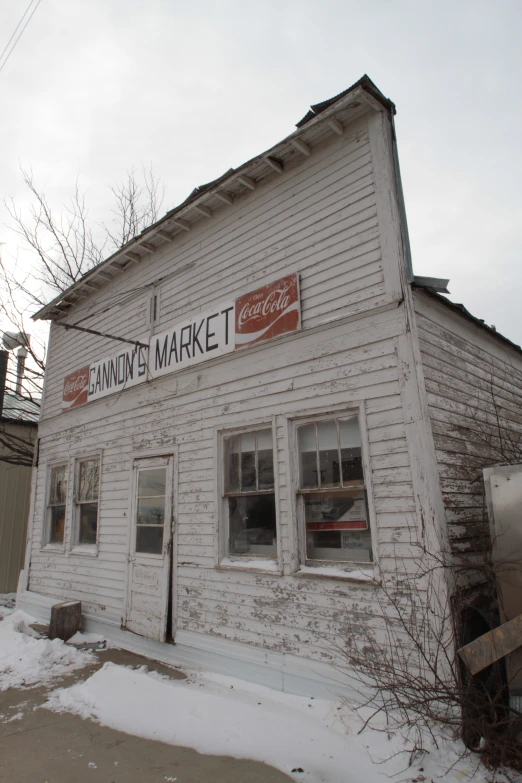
[33, 75, 395, 321]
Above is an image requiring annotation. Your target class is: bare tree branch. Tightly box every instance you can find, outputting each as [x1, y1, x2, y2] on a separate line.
[0, 166, 165, 466]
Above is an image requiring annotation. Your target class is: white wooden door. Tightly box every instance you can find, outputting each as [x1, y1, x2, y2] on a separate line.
[125, 456, 174, 642]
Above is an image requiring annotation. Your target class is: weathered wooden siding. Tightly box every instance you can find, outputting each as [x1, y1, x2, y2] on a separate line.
[24, 105, 443, 666]
[40, 112, 396, 422]
[414, 290, 522, 555]
[28, 304, 429, 660]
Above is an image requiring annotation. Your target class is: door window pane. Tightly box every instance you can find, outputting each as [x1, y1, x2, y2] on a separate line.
[228, 494, 276, 555]
[136, 525, 164, 554]
[138, 497, 165, 525]
[138, 469, 166, 497]
[136, 466, 167, 553]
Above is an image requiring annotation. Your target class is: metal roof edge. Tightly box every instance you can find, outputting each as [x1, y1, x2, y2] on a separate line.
[411, 285, 522, 356]
[0, 416, 38, 426]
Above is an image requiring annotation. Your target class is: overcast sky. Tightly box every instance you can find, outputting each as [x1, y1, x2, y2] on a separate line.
[1, 0, 521, 345]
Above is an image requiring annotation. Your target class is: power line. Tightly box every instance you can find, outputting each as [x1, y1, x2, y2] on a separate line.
[0, 0, 43, 76]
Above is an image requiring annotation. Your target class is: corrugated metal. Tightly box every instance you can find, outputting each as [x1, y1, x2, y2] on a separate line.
[2, 390, 40, 422]
[0, 460, 32, 592]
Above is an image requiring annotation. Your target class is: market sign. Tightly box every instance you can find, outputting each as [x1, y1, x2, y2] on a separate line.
[88, 346, 147, 402]
[150, 302, 235, 380]
[62, 273, 300, 410]
[62, 346, 148, 410]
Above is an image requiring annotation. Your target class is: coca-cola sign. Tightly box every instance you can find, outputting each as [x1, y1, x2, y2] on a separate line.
[235, 273, 300, 348]
[62, 366, 90, 410]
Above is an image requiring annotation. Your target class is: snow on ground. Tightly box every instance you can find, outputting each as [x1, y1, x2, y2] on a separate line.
[0, 610, 95, 690]
[44, 662, 514, 783]
[0, 600, 518, 783]
[0, 593, 16, 618]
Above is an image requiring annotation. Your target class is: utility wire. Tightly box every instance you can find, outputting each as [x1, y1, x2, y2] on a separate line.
[0, 0, 43, 75]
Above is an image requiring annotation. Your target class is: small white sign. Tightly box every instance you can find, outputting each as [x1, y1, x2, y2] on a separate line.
[149, 302, 235, 379]
[341, 531, 368, 550]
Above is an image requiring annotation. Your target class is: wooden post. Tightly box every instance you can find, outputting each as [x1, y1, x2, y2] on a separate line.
[49, 601, 82, 641]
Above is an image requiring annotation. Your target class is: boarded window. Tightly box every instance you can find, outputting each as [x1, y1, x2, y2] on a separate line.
[223, 429, 276, 556]
[47, 464, 67, 545]
[297, 416, 372, 563]
[135, 467, 167, 555]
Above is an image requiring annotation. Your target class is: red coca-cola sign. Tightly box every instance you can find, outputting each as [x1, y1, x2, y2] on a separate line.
[62, 366, 90, 410]
[235, 273, 300, 349]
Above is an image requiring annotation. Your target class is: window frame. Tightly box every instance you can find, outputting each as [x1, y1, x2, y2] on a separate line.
[71, 452, 102, 553]
[218, 421, 280, 568]
[292, 406, 377, 572]
[130, 455, 172, 559]
[43, 460, 69, 551]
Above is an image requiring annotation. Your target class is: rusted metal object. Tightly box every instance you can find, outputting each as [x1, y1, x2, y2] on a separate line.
[458, 613, 522, 676]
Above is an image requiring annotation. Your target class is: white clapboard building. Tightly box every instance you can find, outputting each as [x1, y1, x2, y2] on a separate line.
[18, 76, 522, 696]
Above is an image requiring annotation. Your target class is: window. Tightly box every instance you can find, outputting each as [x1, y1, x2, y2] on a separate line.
[75, 457, 100, 545]
[135, 466, 167, 555]
[47, 464, 67, 545]
[223, 428, 276, 557]
[297, 415, 372, 563]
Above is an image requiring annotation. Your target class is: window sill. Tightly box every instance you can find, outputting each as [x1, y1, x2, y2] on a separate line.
[70, 545, 98, 557]
[42, 543, 66, 554]
[294, 564, 375, 583]
[217, 557, 281, 575]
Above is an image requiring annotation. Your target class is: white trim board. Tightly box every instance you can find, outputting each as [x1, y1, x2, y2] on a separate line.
[17, 589, 360, 702]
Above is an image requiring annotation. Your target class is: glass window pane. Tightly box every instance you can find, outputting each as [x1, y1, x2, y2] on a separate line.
[341, 447, 364, 484]
[78, 459, 99, 501]
[338, 417, 364, 484]
[79, 502, 98, 545]
[298, 423, 318, 488]
[303, 491, 371, 562]
[137, 497, 165, 526]
[50, 465, 67, 505]
[257, 429, 273, 451]
[339, 417, 361, 448]
[49, 506, 65, 544]
[240, 432, 256, 492]
[257, 429, 274, 490]
[224, 435, 240, 493]
[136, 525, 164, 554]
[228, 494, 276, 556]
[317, 420, 340, 486]
[138, 468, 166, 497]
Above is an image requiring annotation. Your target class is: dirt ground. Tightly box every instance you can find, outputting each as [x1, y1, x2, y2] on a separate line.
[0, 646, 293, 783]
